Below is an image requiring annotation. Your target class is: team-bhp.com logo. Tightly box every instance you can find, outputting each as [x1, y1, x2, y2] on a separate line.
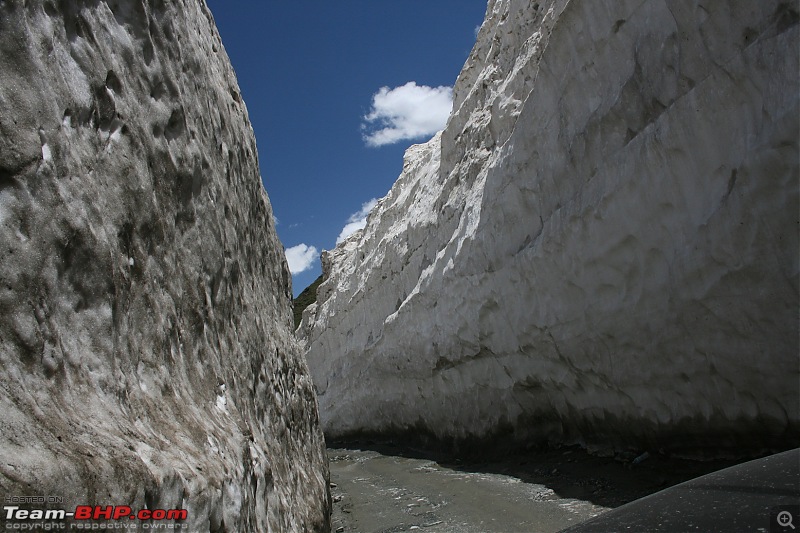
[4, 504, 188, 530]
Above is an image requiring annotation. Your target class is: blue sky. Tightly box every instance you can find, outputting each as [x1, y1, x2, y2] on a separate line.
[205, 1, 488, 296]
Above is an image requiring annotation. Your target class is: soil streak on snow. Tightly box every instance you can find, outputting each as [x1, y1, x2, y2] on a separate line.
[328, 444, 742, 533]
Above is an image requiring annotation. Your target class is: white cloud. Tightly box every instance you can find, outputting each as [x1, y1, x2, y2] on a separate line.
[362, 82, 453, 147]
[285, 244, 318, 274]
[336, 198, 378, 244]
[474, 24, 482, 38]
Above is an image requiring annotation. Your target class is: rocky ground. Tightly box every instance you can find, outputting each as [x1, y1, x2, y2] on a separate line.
[328, 443, 743, 533]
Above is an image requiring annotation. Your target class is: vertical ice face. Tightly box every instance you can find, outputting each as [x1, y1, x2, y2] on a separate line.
[299, 0, 799, 456]
[0, 1, 329, 530]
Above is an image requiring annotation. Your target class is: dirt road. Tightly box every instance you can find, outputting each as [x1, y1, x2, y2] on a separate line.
[328, 448, 608, 533]
[327, 443, 747, 533]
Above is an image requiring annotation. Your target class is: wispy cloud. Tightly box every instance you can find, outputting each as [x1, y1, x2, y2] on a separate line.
[362, 82, 452, 147]
[336, 198, 378, 244]
[285, 244, 318, 274]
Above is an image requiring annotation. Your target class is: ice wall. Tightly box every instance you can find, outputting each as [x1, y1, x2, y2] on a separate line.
[0, 0, 330, 529]
[299, 0, 799, 456]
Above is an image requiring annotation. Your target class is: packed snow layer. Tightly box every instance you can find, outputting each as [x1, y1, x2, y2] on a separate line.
[0, 0, 329, 530]
[299, 0, 799, 455]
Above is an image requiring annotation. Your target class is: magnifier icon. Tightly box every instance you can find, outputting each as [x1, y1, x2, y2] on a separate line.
[778, 510, 796, 530]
